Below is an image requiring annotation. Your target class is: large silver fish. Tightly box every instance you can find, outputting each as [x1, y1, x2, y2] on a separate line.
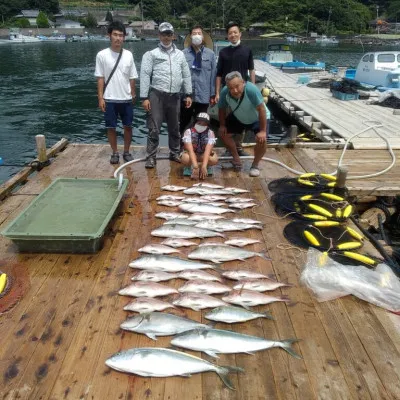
[179, 203, 235, 214]
[205, 305, 274, 323]
[224, 187, 250, 194]
[224, 237, 262, 247]
[178, 279, 232, 295]
[228, 203, 257, 210]
[188, 245, 270, 264]
[120, 312, 209, 339]
[131, 270, 179, 282]
[187, 214, 226, 221]
[178, 269, 222, 282]
[155, 212, 188, 220]
[129, 254, 215, 272]
[151, 224, 225, 239]
[183, 187, 233, 196]
[195, 220, 262, 232]
[225, 197, 255, 203]
[222, 269, 272, 281]
[192, 183, 225, 189]
[170, 328, 302, 359]
[233, 279, 294, 292]
[164, 218, 199, 226]
[157, 200, 182, 207]
[161, 185, 187, 192]
[119, 282, 178, 297]
[105, 347, 243, 390]
[123, 297, 176, 313]
[157, 195, 185, 201]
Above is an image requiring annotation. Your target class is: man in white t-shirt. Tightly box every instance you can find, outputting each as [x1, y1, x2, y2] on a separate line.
[95, 21, 138, 164]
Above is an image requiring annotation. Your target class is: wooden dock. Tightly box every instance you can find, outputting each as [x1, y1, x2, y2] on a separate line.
[0, 144, 399, 400]
[255, 60, 400, 149]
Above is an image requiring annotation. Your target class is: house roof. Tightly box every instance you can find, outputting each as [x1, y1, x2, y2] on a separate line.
[129, 20, 157, 27]
[20, 10, 39, 18]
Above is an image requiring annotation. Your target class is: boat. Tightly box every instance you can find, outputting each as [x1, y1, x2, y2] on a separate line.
[315, 35, 339, 45]
[125, 33, 140, 42]
[0, 30, 41, 43]
[262, 44, 325, 72]
[345, 51, 400, 90]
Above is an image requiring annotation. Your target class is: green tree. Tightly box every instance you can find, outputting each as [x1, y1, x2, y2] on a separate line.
[28, 0, 59, 14]
[15, 17, 31, 28]
[84, 13, 97, 28]
[0, 0, 27, 20]
[36, 10, 49, 28]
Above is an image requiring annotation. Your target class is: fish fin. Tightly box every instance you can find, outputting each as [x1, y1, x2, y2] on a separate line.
[211, 259, 222, 264]
[205, 350, 219, 358]
[181, 373, 192, 378]
[241, 304, 251, 310]
[244, 351, 256, 355]
[216, 366, 245, 390]
[146, 333, 157, 340]
[258, 252, 272, 260]
[261, 312, 275, 320]
[280, 339, 302, 359]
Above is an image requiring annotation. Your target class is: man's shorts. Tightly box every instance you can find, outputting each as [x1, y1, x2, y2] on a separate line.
[104, 101, 133, 128]
[225, 112, 260, 135]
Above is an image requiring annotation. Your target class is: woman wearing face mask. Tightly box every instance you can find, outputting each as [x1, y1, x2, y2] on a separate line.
[181, 112, 218, 180]
[180, 26, 217, 141]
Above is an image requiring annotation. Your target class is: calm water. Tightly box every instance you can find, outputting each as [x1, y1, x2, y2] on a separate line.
[0, 39, 390, 183]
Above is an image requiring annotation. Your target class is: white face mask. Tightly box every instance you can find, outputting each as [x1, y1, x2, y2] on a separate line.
[195, 124, 208, 133]
[191, 34, 203, 46]
[160, 41, 172, 49]
[231, 40, 241, 47]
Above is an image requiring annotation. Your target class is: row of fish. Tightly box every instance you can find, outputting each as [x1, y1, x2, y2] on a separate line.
[106, 183, 300, 390]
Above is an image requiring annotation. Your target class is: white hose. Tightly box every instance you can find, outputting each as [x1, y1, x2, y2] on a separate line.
[113, 123, 396, 182]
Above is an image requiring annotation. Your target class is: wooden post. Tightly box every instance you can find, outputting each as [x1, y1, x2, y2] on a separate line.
[336, 166, 348, 188]
[288, 125, 298, 147]
[36, 135, 47, 163]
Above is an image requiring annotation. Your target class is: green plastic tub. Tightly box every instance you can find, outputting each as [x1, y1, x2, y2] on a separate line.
[2, 178, 128, 253]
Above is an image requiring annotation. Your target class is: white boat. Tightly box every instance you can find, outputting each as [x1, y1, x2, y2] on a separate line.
[345, 51, 400, 90]
[315, 35, 339, 45]
[2, 32, 41, 43]
[263, 44, 325, 72]
[125, 33, 140, 42]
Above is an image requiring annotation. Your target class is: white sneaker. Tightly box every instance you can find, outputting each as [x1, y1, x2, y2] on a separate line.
[249, 166, 260, 177]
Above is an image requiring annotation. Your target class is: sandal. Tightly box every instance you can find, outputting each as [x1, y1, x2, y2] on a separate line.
[110, 152, 119, 164]
[231, 162, 243, 172]
[122, 152, 133, 162]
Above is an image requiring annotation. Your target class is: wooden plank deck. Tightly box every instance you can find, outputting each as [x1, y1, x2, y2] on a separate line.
[0, 144, 399, 400]
[255, 60, 400, 149]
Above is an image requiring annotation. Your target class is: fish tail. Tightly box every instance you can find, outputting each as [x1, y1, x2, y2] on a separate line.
[216, 365, 245, 390]
[258, 252, 272, 260]
[262, 311, 275, 320]
[280, 339, 302, 359]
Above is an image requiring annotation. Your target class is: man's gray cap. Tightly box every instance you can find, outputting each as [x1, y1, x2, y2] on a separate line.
[159, 22, 174, 33]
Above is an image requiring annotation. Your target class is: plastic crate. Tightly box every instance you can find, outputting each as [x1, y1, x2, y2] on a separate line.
[332, 90, 359, 101]
[1, 178, 128, 253]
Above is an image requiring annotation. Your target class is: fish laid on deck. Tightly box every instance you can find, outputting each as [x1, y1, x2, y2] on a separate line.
[205, 305, 274, 323]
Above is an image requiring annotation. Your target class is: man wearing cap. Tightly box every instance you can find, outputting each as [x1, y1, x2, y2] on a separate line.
[140, 22, 192, 169]
[218, 71, 267, 177]
[181, 112, 218, 180]
[180, 25, 216, 136]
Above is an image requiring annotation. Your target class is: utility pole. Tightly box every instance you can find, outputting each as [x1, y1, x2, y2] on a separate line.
[376, 5, 380, 35]
[222, 0, 225, 29]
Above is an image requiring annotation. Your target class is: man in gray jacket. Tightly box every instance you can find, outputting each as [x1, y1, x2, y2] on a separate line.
[140, 22, 192, 168]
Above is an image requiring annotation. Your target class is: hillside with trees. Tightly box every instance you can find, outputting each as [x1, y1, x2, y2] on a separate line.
[1, 0, 399, 34]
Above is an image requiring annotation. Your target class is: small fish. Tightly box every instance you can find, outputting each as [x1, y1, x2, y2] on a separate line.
[225, 197, 255, 203]
[187, 214, 226, 221]
[120, 312, 209, 339]
[192, 183, 225, 189]
[229, 203, 258, 209]
[183, 188, 233, 196]
[198, 241, 228, 247]
[129, 254, 215, 272]
[156, 195, 185, 201]
[224, 187, 250, 194]
[225, 237, 262, 247]
[155, 212, 188, 220]
[178, 269, 222, 282]
[157, 200, 182, 207]
[123, 297, 176, 313]
[222, 269, 272, 281]
[205, 305, 274, 323]
[132, 270, 179, 282]
[105, 348, 244, 390]
[188, 245, 270, 264]
[164, 218, 198, 226]
[170, 328, 301, 359]
[200, 195, 229, 201]
[119, 282, 178, 298]
[178, 279, 232, 295]
[195, 220, 262, 232]
[161, 185, 187, 192]
[222, 290, 290, 309]
[151, 224, 225, 239]
[179, 203, 235, 214]
[173, 293, 228, 311]
[233, 279, 294, 292]
[232, 218, 264, 225]
[138, 244, 181, 255]
[181, 197, 213, 204]
[161, 238, 197, 248]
